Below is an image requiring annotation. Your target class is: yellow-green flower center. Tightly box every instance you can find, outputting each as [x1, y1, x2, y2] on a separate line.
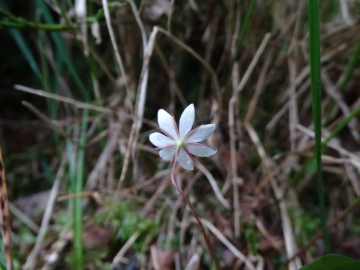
[175, 138, 185, 148]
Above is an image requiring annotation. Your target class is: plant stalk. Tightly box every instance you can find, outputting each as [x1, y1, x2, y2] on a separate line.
[170, 165, 222, 270]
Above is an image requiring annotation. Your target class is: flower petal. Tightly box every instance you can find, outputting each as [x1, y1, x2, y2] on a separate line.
[179, 104, 195, 138]
[178, 148, 194, 170]
[158, 109, 178, 139]
[186, 124, 215, 143]
[186, 144, 217, 157]
[159, 147, 176, 161]
[149, 132, 174, 148]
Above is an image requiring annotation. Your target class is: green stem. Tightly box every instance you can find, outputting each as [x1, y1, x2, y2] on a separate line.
[323, 105, 360, 146]
[308, 0, 331, 254]
[74, 109, 88, 268]
[0, 7, 122, 31]
[0, 9, 73, 30]
[338, 38, 360, 92]
[234, 0, 257, 60]
[36, 0, 89, 99]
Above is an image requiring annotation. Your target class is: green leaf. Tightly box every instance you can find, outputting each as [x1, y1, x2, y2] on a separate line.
[0, 261, 7, 270]
[36, 0, 89, 99]
[300, 254, 360, 270]
[0, 1, 43, 83]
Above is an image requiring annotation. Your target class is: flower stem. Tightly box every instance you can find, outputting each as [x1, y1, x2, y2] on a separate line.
[170, 166, 222, 270]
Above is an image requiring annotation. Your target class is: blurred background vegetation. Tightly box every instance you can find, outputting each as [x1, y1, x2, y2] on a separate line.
[0, 0, 360, 269]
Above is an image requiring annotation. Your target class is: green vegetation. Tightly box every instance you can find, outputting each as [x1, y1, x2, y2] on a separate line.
[0, 0, 359, 268]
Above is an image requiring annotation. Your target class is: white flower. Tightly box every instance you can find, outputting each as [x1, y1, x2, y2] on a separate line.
[149, 104, 217, 170]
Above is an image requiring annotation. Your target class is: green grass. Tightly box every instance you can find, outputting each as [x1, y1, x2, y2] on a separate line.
[307, 0, 331, 254]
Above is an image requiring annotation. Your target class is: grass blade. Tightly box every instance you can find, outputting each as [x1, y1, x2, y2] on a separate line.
[0, 1, 43, 83]
[307, 0, 331, 254]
